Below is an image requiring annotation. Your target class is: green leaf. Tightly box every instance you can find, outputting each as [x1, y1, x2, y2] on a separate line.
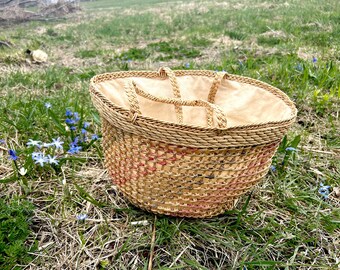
[0, 175, 18, 184]
[244, 260, 283, 266]
[48, 110, 67, 135]
[74, 184, 106, 207]
[290, 135, 301, 148]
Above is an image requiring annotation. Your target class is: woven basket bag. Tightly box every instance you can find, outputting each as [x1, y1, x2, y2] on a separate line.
[90, 67, 297, 218]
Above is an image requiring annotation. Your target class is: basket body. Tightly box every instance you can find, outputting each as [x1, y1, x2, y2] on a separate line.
[102, 119, 280, 217]
[90, 69, 297, 218]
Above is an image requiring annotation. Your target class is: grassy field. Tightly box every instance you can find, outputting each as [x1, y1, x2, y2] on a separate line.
[0, 0, 339, 269]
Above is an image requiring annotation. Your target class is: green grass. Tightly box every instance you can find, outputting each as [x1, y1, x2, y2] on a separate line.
[0, 198, 36, 270]
[0, 0, 339, 269]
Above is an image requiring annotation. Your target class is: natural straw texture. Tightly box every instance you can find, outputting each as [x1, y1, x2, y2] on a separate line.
[90, 68, 297, 218]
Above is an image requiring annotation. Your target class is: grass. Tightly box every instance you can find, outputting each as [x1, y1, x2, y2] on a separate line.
[0, 0, 339, 269]
[0, 198, 36, 270]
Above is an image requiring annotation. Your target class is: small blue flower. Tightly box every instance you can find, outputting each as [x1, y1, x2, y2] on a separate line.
[42, 142, 53, 148]
[51, 137, 64, 150]
[318, 183, 331, 199]
[81, 128, 87, 134]
[285, 147, 297, 151]
[26, 139, 41, 147]
[295, 63, 303, 72]
[76, 213, 88, 221]
[70, 126, 77, 131]
[34, 153, 49, 167]
[68, 145, 82, 154]
[47, 155, 59, 165]
[66, 109, 73, 117]
[312, 57, 317, 63]
[184, 63, 190, 68]
[270, 165, 276, 172]
[91, 134, 99, 140]
[8, 150, 18, 161]
[71, 137, 79, 147]
[44, 102, 52, 109]
[83, 122, 90, 128]
[73, 112, 80, 122]
[32, 152, 41, 159]
[65, 118, 75, 125]
[0, 139, 6, 144]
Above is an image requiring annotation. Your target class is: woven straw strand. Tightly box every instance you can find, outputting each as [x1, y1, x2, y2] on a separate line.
[158, 67, 183, 123]
[207, 71, 227, 126]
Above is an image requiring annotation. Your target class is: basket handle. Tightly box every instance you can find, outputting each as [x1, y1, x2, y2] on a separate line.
[207, 71, 228, 126]
[125, 80, 227, 128]
[158, 67, 183, 123]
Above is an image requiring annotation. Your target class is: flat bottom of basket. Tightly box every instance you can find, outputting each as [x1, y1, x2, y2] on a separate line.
[120, 190, 238, 218]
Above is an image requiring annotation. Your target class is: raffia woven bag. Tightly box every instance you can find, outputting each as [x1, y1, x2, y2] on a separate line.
[90, 67, 297, 218]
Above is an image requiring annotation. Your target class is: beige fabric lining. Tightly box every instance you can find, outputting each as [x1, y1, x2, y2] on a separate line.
[97, 75, 293, 128]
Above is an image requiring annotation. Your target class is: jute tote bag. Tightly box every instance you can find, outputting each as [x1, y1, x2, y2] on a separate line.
[90, 67, 297, 218]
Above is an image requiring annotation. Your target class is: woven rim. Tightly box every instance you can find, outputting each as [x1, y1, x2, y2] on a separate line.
[90, 69, 297, 148]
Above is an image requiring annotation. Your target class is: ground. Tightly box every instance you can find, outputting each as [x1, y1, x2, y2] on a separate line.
[0, 0, 339, 269]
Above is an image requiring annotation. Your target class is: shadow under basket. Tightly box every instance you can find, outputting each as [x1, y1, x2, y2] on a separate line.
[90, 67, 297, 218]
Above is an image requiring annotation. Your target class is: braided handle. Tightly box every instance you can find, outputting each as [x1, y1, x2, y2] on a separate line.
[158, 67, 183, 123]
[125, 80, 227, 128]
[207, 71, 228, 126]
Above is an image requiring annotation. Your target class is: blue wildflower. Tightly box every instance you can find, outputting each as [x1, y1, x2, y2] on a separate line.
[81, 128, 87, 134]
[72, 137, 79, 146]
[26, 139, 41, 147]
[65, 118, 75, 125]
[318, 183, 331, 199]
[70, 126, 77, 131]
[33, 153, 48, 167]
[73, 112, 80, 122]
[0, 139, 5, 144]
[42, 142, 53, 148]
[47, 155, 59, 165]
[68, 145, 82, 154]
[44, 102, 52, 109]
[76, 213, 88, 221]
[285, 147, 297, 151]
[312, 57, 317, 63]
[51, 137, 64, 150]
[295, 63, 303, 71]
[8, 150, 18, 161]
[83, 122, 90, 128]
[184, 63, 190, 68]
[32, 152, 41, 159]
[66, 109, 73, 117]
[270, 165, 276, 172]
[91, 134, 99, 140]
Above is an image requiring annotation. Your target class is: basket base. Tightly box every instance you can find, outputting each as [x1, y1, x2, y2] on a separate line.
[121, 190, 237, 218]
